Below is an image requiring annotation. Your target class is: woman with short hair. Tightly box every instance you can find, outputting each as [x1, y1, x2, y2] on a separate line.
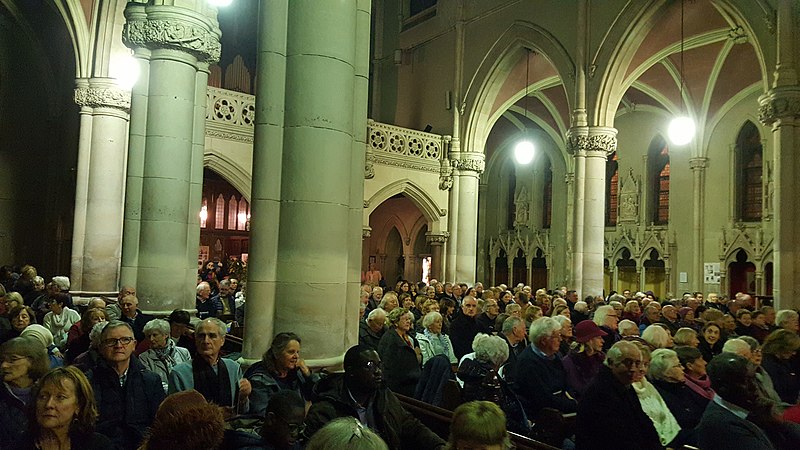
[416, 312, 457, 366]
[42, 293, 80, 349]
[674, 346, 714, 400]
[138, 319, 192, 393]
[649, 348, 706, 444]
[1, 305, 36, 343]
[673, 327, 699, 347]
[642, 324, 673, 349]
[761, 329, 800, 404]
[0, 337, 50, 443]
[377, 308, 421, 397]
[448, 401, 510, 450]
[64, 308, 107, 364]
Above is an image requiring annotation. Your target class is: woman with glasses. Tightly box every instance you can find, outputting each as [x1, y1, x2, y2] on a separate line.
[42, 293, 80, 349]
[0, 337, 50, 443]
[649, 348, 705, 447]
[377, 308, 421, 397]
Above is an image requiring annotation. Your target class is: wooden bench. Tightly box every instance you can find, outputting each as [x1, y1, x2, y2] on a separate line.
[395, 394, 559, 450]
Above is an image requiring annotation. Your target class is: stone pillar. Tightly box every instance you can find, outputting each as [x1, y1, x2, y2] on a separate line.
[245, 0, 366, 360]
[445, 150, 460, 283]
[453, 152, 484, 283]
[120, 1, 221, 311]
[426, 232, 448, 282]
[71, 78, 131, 293]
[689, 157, 708, 292]
[568, 127, 617, 298]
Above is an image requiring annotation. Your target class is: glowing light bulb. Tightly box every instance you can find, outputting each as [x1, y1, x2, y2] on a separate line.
[514, 140, 535, 165]
[668, 116, 695, 146]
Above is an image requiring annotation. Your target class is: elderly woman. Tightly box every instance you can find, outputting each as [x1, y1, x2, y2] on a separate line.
[64, 308, 106, 364]
[138, 319, 192, 393]
[642, 324, 673, 350]
[457, 334, 528, 434]
[760, 329, 800, 405]
[42, 293, 80, 349]
[622, 300, 642, 322]
[15, 366, 113, 449]
[1, 305, 36, 343]
[618, 319, 640, 337]
[673, 327, 699, 347]
[698, 322, 723, 362]
[629, 343, 685, 448]
[245, 331, 319, 416]
[563, 320, 607, 399]
[738, 335, 786, 410]
[378, 292, 399, 313]
[20, 325, 64, 368]
[674, 346, 715, 401]
[0, 337, 50, 443]
[649, 348, 705, 445]
[594, 305, 621, 352]
[416, 311, 457, 366]
[377, 307, 421, 397]
[553, 315, 573, 357]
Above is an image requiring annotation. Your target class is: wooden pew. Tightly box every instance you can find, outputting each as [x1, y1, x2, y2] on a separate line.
[395, 394, 559, 450]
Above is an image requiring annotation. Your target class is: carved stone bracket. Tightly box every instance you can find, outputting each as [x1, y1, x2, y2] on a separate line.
[758, 87, 800, 125]
[362, 227, 372, 239]
[727, 26, 747, 44]
[426, 232, 449, 245]
[74, 85, 131, 112]
[365, 152, 375, 179]
[439, 158, 453, 190]
[123, 8, 221, 64]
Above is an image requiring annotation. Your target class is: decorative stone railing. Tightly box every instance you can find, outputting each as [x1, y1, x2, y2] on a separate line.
[205, 87, 255, 142]
[367, 119, 444, 161]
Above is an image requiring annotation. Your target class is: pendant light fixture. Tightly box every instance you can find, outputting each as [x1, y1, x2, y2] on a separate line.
[668, 0, 695, 146]
[514, 49, 535, 165]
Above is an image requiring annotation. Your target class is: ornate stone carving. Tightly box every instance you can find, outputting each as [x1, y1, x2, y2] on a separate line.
[426, 232, 449, 245]
[362, 227, 372, 238]
[74, 86, 131, 112]
[363, 200, 369, 208]
[123, 16, 221, 63]
[567, 127, 617, 156]
[204, 128, 253, 143]
[758, 88, 800, 124]
[367, 120, 442, 161]
[513, 186, 530, 229]
[452, 154, 485, 174]
[439, 159, 453, 190]
[727, 26, 747, 44]
[618, 168, 640, 224]
[364, 153, 375, 179]
[439, 209, 447, 217]
[689, 157, 708, 171]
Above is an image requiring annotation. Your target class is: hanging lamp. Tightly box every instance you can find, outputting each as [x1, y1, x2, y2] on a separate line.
[668, 0, 695, 145]
[514, 50, 535, 164]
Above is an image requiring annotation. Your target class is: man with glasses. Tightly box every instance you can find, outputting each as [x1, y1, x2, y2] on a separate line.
[85, 320, 165, 450]
[476, 298, 500, 335]
[305, 345, 445, 449]
[514, 317, 577, 420]
[576, 340, 662, 449]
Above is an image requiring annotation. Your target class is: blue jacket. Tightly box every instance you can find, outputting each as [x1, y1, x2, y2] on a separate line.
[196, 295, 223, 319]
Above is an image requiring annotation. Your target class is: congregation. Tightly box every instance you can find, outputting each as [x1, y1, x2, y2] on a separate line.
[1, 262, 800, 449]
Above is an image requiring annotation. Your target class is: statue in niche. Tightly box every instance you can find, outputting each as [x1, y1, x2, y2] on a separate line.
[765, 161, 774, 218]
[514, 186, 530, 229]
[618, 168, 640, 223]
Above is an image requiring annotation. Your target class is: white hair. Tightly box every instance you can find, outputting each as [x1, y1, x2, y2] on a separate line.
[196, 281, 210, 294]
[618, 319, 639, 336]
[51, 276, 70, 291]
[776, 310, 799, 328]
[574, 301, 588, 313]
[553, 315, 572, 327]
[648, 348, 680, 381]
[593, 305, 615, 327]
[642, 325, 670, 349]
[143, 318, 170, 336]
[529, 317, 562, 346]
[422, 311, 443, 329]
[367, 308, 386, 322]
[722, 338, 751, 356]
[472, 333, 509, 367]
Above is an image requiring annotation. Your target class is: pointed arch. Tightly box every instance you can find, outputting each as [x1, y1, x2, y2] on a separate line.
[366, 179, 441, 232]
[204, 152, 252, 202]
[734, 120, 763, 222]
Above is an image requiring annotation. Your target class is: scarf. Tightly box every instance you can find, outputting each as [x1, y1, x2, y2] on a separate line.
[633, 378, 682, 446]
[684, 373, 715, 400]
[423, 328, 451, 358]
[192, 356, 232, 407]
[152, 339, 179, 368]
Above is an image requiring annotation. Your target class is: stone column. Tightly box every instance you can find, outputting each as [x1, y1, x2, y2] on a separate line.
[71, 78, 131, 293]
[569, 127, 617, 298]
[689, 157, 708, 292]
[120, 1, 221, 311]
[245, 0, 366, 360]
[452, 152, 484, 283]
[426, 232, 448, 282]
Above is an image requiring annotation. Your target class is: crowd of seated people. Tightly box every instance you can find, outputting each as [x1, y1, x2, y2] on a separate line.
[1, 263, 800, 449]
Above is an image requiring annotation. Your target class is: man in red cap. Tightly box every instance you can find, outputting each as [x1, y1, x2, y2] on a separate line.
[562, 320, 608, 399]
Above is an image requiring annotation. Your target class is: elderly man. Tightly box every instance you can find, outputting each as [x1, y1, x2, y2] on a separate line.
[85, 321, 165, 450]
[499, 315, 527, 383]
[119, 294, 153, 343]
[218, 279, 236, 316]
[576, 340, 661, 450]
[776, 309, 799, 333]
[514, 317, 577, 419]
[305, 345, 445, 449]
[196, 281, 223, 319]
[359, 308, 387, 351]
[168, 317, 251, 409]
[697, 353, 780, 449]
[106, 285, 135, 321]
[660, 304, 681, 336]
[476, 298, 500, 334]
[450, 295, 481, 358]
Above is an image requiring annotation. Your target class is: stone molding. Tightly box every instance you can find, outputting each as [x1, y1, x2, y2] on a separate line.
[368, 120, 443, 161]
[759, 87, 800, 125]
[566, 127, 618, 156]
[426, 232, 449, 245]
[689, 157, 708, 171]
[74, 85, 131, 112]
[123, 10, 221, 63]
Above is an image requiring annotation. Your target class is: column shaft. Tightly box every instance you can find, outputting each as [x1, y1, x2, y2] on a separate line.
[582, 150, 606, 296]
[690, 158, 707, 293]
[454, 154, 483, 283]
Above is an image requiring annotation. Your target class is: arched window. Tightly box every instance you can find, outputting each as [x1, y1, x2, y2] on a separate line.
[736, 121, 762, 221]
[214, 194, 225, 229]
[606, 152, 619, 226]
[237, 199, 249, 231]
[227, 196, 238, 230]
[648, 136, 670, 225]
[542, 158, 553, 229]
[507, 163, 516, 230]
[200, 197, 208, 228]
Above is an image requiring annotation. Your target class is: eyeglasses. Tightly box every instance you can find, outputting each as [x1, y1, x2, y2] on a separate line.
[362, 360, 383, 372]
[101, 337, 135, 347]
[275, 416, 306, 436]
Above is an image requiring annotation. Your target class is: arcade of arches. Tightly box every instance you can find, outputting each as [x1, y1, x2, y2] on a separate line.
[2, 0, 799, 360]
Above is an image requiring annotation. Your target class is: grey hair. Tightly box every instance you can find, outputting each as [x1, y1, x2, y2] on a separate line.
[219, 279, 231, 288]
[722, 338, 751, 356]
[609, 294, 626, 303]
[87, 297, 106, 309]
[142, 318, 170, 336]
[529, 316, 562, 346]
[100, 320, 135, 340]
[379, 292, 398, 309]
[422, 311, 443, 329]
[738, 335, 760, 352]
[648, 348, 680, 381]
[51, 276, 70, 291]
[673, 327, 698, 346]
[642, 325, 670, 349]
[472, 333, 509, 367]
[89, 322, 107, 349]
[502, 316, 524, 335]
[618, 319, 639, 336]
[367, 308, 386, 322]
[33, 276, 44, 284]
[574, 301, 588, 313]
[776, 309, 799, 328]
[553, 315, 572, 327]
[306, 417, 388, 450]
[196, 281, 210, 294]
[593, 305, 615, 327]
[605, 340, 641, 367]
[197, 317, 228, 338]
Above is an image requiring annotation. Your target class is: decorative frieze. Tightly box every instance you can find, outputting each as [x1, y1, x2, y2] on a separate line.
[74, 85, 131, 112]
[452, 153, 485, 174]
[566, 127, 618, 156]
[123, 15, 222, 63]
[426, 232, 449, 245]
[367, 120, 443, 161]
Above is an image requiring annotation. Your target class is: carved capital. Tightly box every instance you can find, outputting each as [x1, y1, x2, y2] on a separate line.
[426, 232, 449, 245]
[567, 127, 617, 156]
[453, 153, 485, 174]
[74, 85, 131, 112]
[758, 87, 800, 125]
[123, 7, 221, 63]
[689, 157, 708, 171]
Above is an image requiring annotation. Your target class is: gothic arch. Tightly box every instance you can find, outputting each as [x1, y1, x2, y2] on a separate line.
[374, 215, 410, 255]
[366, 179, 441, 232]
[203, 152, 251, 202]
[462, 21, 574, 159]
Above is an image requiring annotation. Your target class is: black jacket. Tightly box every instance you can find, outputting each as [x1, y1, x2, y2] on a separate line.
[513, 345, 577, 417]
[376, 329, 421, 397]
[359, 320, 385, 352]
[651, 378, 708, 431]
[761, 354, 800, 405]
[449, 313, 480, 359]
[0, 383, 28, 444]
[84, 355, 166, 450]
[305, 374, 445, 450]
[696, 401, 775, 450]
